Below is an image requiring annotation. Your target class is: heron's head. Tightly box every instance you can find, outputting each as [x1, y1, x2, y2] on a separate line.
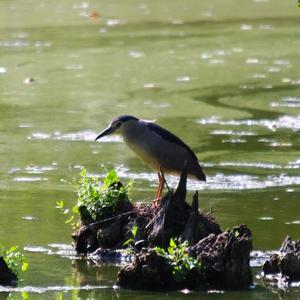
[95, 115, 139, 140]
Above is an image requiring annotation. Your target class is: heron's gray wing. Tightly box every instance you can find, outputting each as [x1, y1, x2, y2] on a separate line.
[145, 122, 199, 162]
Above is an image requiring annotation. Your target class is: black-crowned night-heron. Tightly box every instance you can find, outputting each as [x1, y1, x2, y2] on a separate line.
[95, 115, 206, 201]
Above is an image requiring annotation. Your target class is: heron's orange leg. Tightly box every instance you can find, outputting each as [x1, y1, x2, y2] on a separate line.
[153, 171, 165, 206]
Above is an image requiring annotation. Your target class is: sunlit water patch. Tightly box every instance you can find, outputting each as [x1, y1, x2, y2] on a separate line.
[0, 66, 6, 74]
[271, 96, 300, 108]
[12, 177, 48, 182]
[211, 130, 256, 136]
[285, 220, 300, 225]
[246, 58, 264, 65]
[24, 164, 57, 174]
[25, 244, 76, 259]
[258, 216, 274, 221]
[0, 39, 29, 48]
[250, 250, 276, 268]
[198, 115, 300, 131]
[128, 50, 145, 58]
[27, 131, 123, 142]
[8, 163, 58, 179]
[0, 285, 108, 294]
[19, 123, 34, 128]
[22, 216, 40, 221]
[204, 161, 283, 169]
[176, 75, 191, 82]
[222, 138, 247, 143]
[114, 166, 300, 191]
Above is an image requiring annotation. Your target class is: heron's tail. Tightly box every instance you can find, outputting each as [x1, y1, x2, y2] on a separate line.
[193, 163, 206, 182]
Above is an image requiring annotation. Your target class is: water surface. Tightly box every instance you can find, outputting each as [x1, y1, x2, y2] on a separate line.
[0, 0, 299, 298]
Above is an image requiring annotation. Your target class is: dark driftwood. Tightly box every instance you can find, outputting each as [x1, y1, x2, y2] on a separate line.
[189, 225, 253, 288]
[72, 165, 253, 290]
[0, 257, 17, 285]
[117, 225, 253, 290]
[262, 236, 300, 282]
[117, 249, 174, 290]
[145, 164, 221, 249]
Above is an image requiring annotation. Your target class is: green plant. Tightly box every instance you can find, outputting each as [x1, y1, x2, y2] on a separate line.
[56, 168, 133, 228]
[75, 168, 132, 220]
[123, 224, 138, 248]
[55, 200, 80, 229]
[0, 245, 28, 276]
[155, 238, 201, 282]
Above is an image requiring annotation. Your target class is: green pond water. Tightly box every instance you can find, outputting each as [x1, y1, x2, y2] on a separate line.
[0, 0, 300, 298]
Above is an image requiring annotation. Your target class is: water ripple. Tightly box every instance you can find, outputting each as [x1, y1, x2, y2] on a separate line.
[9, 163, 57, 175]
[27, 131, 122, 142]
[0, 285, 108, 293]
[24, 244, 76, 259]
[222, 138, 247, 143]
[198, 115, 300, 131]
[12, 177, 48, 182]
[250, 250, 276, 268]
[271, 96, 300, 108]
[114, 166, 300, 191]
[25, 165, 57, 174]
[211, 130, 256, 136]
[205, 161, 283, 169]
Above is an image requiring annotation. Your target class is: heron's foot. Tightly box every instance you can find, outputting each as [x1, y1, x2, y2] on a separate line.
[152, 196, 162, 208]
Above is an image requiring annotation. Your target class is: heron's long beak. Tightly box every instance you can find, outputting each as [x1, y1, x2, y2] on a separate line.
[95, 126, 115, 141]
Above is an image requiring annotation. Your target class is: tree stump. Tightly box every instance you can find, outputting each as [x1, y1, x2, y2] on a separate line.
[72, 165, 253, 290]
[262, 236, 300, 282]
[0, 257, 17, 285]
[188, 225, 253, 288]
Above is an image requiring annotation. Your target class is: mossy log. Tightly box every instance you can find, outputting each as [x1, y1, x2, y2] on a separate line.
[0, 257, 17, 285]
[72, 165, 253, 290]
[262, 236, 300, 282]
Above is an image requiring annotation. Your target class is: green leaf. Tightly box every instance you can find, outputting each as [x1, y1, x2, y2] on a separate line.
[8, 246, 18, 253]
[72, 205, 79, 214]
[0, 245, 28, 278]
[154, 246, 166, 256]
[169, 238, 177, 249]
[56, 200, 64, 209]
[103, 169, 118, 187]
[22, 262, 29, 272]
[65, 215, 75, 224]
[168, 246, 174, 255]
[123, 238, 134, 246]
[66, 168, 132, 226]
[131, 225, 138, 238]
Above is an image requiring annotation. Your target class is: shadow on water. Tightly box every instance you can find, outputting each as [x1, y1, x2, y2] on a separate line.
[185, 84, 300, 119]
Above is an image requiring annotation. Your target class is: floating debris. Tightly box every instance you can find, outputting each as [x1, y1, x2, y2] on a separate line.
[89, 10, 100, 21]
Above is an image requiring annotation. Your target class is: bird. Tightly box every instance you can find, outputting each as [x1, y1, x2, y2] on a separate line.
[95, 115, 206, 202]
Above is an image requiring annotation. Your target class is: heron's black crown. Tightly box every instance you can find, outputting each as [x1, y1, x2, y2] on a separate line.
[112, 115, 138, 125]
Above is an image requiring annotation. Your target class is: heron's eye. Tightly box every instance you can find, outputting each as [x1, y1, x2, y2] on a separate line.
[115, 121, 122, 128]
